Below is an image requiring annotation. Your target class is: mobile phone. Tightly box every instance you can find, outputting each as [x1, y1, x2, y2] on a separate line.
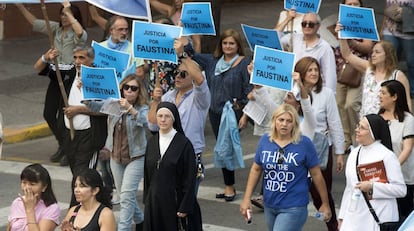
[245, 209, 252, 224]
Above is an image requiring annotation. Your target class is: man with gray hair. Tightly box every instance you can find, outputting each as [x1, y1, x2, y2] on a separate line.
[62, 44, 107, 207]
[276, 11, 337, 92]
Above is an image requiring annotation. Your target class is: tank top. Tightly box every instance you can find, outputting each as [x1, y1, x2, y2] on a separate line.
[69, 204, 105, 231]
[360, 69, 398, 117]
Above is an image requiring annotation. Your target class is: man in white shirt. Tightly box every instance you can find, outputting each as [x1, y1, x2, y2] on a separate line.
[62, 44, 107, 207]
[276, 11, 337, 92]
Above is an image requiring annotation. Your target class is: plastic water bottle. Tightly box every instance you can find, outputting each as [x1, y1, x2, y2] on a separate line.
[315, 212, 325, 221]
[245, 209, 252, 224]
[349, 189, 361, 212]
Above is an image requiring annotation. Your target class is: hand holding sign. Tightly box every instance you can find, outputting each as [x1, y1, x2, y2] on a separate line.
[338, 4, 379, 41]
[251, 45, 295, 92]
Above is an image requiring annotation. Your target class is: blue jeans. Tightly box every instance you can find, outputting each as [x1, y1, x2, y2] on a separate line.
[264, 206, 308, 231]
[383, 35, 414, 96]
[110, 157, 144, 230]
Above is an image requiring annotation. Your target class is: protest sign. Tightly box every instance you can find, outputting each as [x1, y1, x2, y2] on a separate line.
[85, 0, 150, 20]
[338, 4, 379, 41]
[81, 65, 120, 100]
[0, 0, 81, 2]
[251, 45, 295, 91]
[241, 24, 282, 51]
[181, 2, 216, 35]
[92, 41, 131, 81]
[284, 0, 321, 14]
[132, 21, 182, 63]
[0, 0, 150, 20]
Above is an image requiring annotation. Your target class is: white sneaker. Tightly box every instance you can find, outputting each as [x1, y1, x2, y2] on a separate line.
[111, 189, 120, 205]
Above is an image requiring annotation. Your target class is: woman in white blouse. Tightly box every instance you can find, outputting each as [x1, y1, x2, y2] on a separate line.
[295, 56, 345, 231]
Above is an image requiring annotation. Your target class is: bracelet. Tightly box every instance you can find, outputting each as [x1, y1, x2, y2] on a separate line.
[41, 55, 48, 63]
[368, 182, 373, 195]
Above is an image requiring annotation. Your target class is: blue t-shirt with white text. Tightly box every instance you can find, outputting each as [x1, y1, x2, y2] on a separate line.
[254, 134, 319, 209]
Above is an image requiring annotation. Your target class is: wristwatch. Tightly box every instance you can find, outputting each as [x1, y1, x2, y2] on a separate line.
[178, 52, 188, 59]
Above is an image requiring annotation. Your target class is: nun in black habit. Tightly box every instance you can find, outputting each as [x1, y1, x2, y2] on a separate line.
[143, 102, 202, 231]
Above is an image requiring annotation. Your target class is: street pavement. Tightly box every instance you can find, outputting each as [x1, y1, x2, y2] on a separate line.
[0, 0, 388, 230]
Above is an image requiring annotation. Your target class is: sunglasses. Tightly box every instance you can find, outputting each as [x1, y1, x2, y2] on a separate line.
[174, 70, 188, 79]
[277, 148, 285, 164]
[301, 21, 319, 28]
[122, 84, 139, 92]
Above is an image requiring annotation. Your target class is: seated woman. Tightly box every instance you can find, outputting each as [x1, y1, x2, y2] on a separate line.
[7, 163, 60, 231]
[61, 169, 116, 231]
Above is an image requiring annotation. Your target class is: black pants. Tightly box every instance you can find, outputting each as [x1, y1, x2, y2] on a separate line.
[398, 184, 414, 221]
[63, 128, 98, 207]
[43, 81, 65, 146]
[209, 109, 243, 186]
[309, 147, 338, 231]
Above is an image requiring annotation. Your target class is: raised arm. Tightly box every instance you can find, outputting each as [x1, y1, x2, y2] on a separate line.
[15, 3, 36, 25]
[34, 48, 58, 73]
[274, 9, 296, 31]
[150, 0, 174, 17]
[175, 38, 204, 86]
[336, 22, 369, 73]
[88, 4, 107, 31]
[348, 39, 374, 55]
[61, 0, 84, 38]
[191, 34, 202, 53]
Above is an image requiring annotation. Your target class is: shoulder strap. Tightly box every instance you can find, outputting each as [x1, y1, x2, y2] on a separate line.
[69, 205, 82, 224]
[356, 148, 381, 224]
[393, 69, 399, 80]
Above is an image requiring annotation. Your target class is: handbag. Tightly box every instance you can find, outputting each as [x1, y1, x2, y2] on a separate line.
[356, 148, 402, 231]
[337, 62, 363, 88]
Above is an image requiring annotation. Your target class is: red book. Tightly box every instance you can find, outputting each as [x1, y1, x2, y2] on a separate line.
[357, 160, 388, 199]
[357, 160, 388, 183]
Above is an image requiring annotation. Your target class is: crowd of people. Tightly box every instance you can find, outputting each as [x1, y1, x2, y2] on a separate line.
[5, 0, 414, 230]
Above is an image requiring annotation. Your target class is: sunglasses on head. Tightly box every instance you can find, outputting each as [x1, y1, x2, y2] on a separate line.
[122, 84, 139, 92]
[301, 21, 319, 28]
[174, 70, 188, 79]
[277, 148, 285, 164]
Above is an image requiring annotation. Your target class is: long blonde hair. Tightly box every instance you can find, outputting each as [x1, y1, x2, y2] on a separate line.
[269, 104, 301, 144]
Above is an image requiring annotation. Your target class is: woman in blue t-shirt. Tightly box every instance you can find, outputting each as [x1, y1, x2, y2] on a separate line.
[240, 104, 332, 231]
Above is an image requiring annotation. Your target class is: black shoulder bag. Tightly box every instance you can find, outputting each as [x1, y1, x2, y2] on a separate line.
[356, 148, 402, 231]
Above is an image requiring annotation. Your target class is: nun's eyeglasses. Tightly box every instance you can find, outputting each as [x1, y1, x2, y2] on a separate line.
[277, 148, 285, 164]
[355, 124, 368, 130]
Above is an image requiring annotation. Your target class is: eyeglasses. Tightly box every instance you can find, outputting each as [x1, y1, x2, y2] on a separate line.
[174, 70, 188, 79]
[114, 27, 129, 32]
[301, 21, 319, 28]
[355, 124, 369, 130]
[277, 148, 285, 164]
[122, 84, 139, 92]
